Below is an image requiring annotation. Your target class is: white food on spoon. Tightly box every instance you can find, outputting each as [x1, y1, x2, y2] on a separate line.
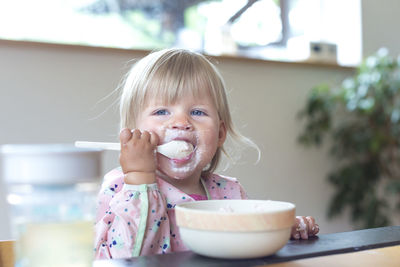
[156, 140, 194, 159]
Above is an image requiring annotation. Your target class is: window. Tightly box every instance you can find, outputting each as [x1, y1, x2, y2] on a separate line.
[0, 0, 361, 66]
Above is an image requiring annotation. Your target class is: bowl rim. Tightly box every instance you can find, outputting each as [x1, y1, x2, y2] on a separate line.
[175, 199, 296, 231]
[175, 199, 296, 215]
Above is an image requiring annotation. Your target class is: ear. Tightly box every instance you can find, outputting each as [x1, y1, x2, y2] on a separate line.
[217, 121, 227, 147]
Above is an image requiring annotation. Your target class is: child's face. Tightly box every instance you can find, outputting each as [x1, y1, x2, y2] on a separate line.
[136, 91, 226, 180]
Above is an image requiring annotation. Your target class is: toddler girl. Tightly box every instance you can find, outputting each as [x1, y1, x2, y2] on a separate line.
[94, 48, 319, 259]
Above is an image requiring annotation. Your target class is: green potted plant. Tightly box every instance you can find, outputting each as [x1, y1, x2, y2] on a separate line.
[298, 48, 400, 229]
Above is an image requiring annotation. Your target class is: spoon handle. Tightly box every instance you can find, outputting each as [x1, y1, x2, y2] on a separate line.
[75, 141, 170, 152]
[75, 141, 120, 151]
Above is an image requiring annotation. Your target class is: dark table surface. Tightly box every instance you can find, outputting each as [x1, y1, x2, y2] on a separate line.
[94, 226, 400, 267]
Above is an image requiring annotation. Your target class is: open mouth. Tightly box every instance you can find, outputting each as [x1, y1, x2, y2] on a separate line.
[170, 147, 197, 164]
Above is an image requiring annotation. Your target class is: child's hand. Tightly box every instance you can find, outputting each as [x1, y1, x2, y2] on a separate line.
[291, 216, 319, 240]
[119, 128, 159, 185]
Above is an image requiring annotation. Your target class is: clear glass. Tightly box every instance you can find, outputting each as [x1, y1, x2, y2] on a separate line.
[7, 182, 98, 267]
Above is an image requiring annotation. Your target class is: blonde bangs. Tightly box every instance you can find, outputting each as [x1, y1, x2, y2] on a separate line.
[143, 51, 222, 112]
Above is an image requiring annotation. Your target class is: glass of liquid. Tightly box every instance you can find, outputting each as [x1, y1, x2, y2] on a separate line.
[1, 144, 102, 267]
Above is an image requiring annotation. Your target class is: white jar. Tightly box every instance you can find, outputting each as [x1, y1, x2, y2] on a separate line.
[0, 144, 102, 267]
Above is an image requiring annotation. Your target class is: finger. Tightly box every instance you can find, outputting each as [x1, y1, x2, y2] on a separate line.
[305, 216, 314, 235]
[291, 229, 300, 240]
[149, 132, 159, 147]
[306, 216, 319, 236]
[131, 129, 141, 139]
[312, 223, 320, 236]
[306, 216, 318, 236]
[297, 216, 309, 239]
[120, 128, 132, 146]
[314, 224, 320, 235]
[141, 130, 151, 141]
[291, 217, 301, 240]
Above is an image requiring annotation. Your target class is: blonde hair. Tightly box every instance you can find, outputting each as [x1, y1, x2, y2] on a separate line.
[120, 48, 259, 176]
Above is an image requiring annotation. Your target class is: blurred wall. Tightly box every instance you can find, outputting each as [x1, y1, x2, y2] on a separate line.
[1, 0, 400, 240]
[362, 0, 400, 57]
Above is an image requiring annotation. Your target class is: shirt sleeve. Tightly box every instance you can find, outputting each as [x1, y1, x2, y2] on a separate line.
[94, 182, 171, 259]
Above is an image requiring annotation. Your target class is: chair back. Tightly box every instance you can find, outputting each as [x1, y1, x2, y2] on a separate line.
[0, 240, 14, 267]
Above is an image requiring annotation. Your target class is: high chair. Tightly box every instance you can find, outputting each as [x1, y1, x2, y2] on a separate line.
[0, 240, 14, 267]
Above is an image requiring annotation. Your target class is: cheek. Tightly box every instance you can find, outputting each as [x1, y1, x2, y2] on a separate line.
[136, 119, 153, 130]
[200, 128, 220, 146]
[137, 121, 166, 137]
[196, 131, 219, 158]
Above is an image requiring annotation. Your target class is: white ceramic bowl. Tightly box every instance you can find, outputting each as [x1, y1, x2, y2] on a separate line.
[175, 199, 295, 259]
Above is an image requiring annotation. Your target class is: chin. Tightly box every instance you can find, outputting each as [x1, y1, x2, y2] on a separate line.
[156, 154, 212, 181]
[156, 163, 204, 181]
[158, 168, 196, 180]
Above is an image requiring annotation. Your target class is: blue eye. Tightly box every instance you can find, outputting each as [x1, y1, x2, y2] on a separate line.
[154, 109, 169, 116]
[191, 109, 206, 116]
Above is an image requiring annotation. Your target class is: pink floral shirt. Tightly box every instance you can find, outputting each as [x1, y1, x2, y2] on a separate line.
[94, 168, 247, 259]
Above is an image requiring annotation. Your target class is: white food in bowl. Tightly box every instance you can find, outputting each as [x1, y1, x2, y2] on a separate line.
[175, 199, 295, 259]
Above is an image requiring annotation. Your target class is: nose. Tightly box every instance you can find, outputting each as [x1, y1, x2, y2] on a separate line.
[169, 112, 193, 131]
